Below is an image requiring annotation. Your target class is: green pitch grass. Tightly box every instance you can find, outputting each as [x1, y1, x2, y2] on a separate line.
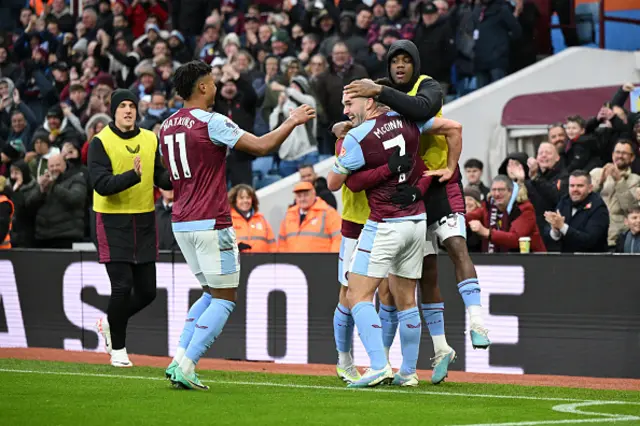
[0, 359, 638, 426]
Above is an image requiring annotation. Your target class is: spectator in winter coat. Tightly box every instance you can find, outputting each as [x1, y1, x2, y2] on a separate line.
[1, 139, 25, 178]
[366, 0, 414, 45]
[563, 115, 599, 173]
[24, 153, 87, 248]
[413, 1, 455, 94]
[590, 140, 640, 248]
[34, 104, 83, 150]
[269, 76, 319, 177]
[467, 175, 546, 253]
[0, 176, 12, 249]
[464, 186, 484, 252]
[320, 11, 369, 65]
[545, 170, 609, 253]
[464, 158, 490, 200]
[28, 129, 61, 178]
[472, 0, 521, 88]
[155, 188, 179, 251]
[615, 207, 640, 253]
[229, 184, 276, 253]
[6, 110, 34, 157]
[298, 164, 337, 209]
[8, 160, 36, 247]
[0, 78, 38, 142]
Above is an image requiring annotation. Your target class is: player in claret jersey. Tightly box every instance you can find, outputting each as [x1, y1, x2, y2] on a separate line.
[159, 60, 315, 391]
[327, 90, 436, 388]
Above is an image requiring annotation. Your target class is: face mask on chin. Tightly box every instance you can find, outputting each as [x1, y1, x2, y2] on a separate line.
[148, 108, 166, 117]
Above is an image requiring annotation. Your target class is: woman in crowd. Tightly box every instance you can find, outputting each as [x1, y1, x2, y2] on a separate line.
[229, 184, 275, 253]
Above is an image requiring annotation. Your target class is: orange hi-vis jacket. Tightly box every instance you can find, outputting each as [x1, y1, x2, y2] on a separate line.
[231, 209, 276, 253]
[278, 198, 342, 253]
[0, 195, 14, 249]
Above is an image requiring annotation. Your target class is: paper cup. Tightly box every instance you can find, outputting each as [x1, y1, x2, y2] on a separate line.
[519, 237, 531, 253]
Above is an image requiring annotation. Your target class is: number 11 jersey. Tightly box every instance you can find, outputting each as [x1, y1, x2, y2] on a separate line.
[334, 111, 433, 223]
[159, 108, 245, 231]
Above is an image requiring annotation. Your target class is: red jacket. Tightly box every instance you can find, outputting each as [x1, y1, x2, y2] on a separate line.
[467, 200, 546, 253]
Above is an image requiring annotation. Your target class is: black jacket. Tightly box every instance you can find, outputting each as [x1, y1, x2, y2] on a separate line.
[413, 16, 456, 83]
[472, 0, 521, 72]
[615, 230, 640, 253]
[315, 177, 337, 210]
[564, 134, 600, 173]
[155, 198, 180, 251]
[376, 40, 443, 123]
[547, 192, 610, 253]
[88, 123, 172, 264]
[24, 167, 87, 242]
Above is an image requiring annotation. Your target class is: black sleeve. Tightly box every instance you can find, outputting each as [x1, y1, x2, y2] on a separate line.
[88, 136, 141, 196]
[153, 146, 173, 190]
[377, 78, 443, 122]
[611, 87, 629, 107]
[567, 142, 591, 173]
[0, 202, 11, 243]
[615, 232, 626, 253]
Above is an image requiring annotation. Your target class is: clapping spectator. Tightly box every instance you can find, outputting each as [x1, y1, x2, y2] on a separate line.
[590, 140, 640, 249]
[466, 175, 546, 253]
[545, 170, 609, 253]
[615, 207, 640, 253]
[23, 153, 86, 249]
[229, 184, 276, 253]
[269, 75, 319, 177]
[464, 158, 489, 200]
[8, 160, 36, 248]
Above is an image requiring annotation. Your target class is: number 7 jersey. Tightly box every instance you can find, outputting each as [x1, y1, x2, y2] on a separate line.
[158, 108, 245, 231]
[334, 111, 433, 223]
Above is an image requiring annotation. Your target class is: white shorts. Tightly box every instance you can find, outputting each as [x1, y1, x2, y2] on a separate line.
[424, 212, 467, 256]
[349, 219, 426, 280]
[174, 227, 240, 289]
[338, 236, 358, 286]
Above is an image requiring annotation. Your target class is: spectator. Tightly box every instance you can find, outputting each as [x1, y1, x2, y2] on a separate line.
[1, 78, 38, 142]
[472, 0, 521, 89]
[155, 188, 179, 251]
[320, 11, 369, 65]
[463, 185, 483, 253]
[464, 158, 489, 200]
[35, 104, 83, 149]
[0, 47, 23, 83]
[0, 176, 13, 249]
[1, 139, 25, 178]
[278, 181, 341, 253]
[354, 5, 374, 38]
[8, 160, 36, 247]
[590, 140, 640, 249]
[547, 122, 567, 158]
[366, 0, 414, 46]
[23, 153, 86, 248]
[47, 0, 75, 33]
[298, 34, 321, 66]
[508, 0, 539, 74]
[306, 54, 328, 84]
[269, 75, 319, 177]
[81, 113, 111, 165]
[298, 163, 337, 209]
[544, 170, 609, 253]
[28, 129, 61, 178]
[564, 115, 599, 173]
[466, 175, 546, 253]
[229, 184, 276, 253]
[615, 207, 640, 253]
[413, 1, 455, 95]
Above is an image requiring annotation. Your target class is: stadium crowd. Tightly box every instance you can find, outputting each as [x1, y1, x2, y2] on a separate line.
[0, 0, 638, 254]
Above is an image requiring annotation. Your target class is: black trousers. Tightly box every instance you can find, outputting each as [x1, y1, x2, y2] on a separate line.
[105, 262, 157, 350]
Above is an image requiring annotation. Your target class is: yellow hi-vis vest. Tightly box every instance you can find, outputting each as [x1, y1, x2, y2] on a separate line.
[92, 126, 158, 214]
[409, 75, 448, 171]
[337, 142, 370, 225]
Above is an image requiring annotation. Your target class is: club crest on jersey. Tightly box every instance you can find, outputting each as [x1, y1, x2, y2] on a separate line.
[447, 215, 458, 228]
[339, 146, 346, 157]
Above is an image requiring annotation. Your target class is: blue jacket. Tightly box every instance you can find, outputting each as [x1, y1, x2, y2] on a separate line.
[548, 192, 610, 253]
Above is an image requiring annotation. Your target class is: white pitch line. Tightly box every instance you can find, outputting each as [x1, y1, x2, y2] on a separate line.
[0, 368, 638, 406]
[448, 417, 640, 426]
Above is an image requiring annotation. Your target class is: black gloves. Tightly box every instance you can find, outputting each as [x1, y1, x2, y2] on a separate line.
[238, 242, 252, 251]
[387, 147, 412, 174]
[390, 184, 422, 208]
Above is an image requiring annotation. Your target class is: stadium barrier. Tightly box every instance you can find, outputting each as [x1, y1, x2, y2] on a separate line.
[0, 250, 638, 379]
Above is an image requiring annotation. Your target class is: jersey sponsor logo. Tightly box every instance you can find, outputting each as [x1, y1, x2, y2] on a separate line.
[126, 144, 140, 154]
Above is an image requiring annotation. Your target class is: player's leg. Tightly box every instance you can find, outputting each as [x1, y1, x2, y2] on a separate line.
[388, 220, 425, 387]
[104, 262, 135, 367]
[346, 221, 394, 388]
[377, 278, 397, 361]
[334, 236, 360, 383]
[439, 174, 490, 348]
[127, 262, 157, 318]
[166, 231, 212, 379]
[175, 227, 240, 390]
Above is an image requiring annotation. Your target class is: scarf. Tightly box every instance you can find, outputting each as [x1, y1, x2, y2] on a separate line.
[486, 183, 519, 253]
[333, 58, 354, 79]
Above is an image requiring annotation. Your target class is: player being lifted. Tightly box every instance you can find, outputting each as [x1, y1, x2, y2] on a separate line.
[159, 61, 315, 390]
[345, 40, 490, 385]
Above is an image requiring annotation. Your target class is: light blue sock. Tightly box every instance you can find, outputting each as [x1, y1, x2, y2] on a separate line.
[421, 302, 445, 336]
[178, 292, 213, 350]
[352, 301, 387, 370]
[333, 304, 354, 353]
[184, 298, 235, 365]
[378, 303, 398, 349]
[457, 278, 481, 307]
[398, 307, 421, 376]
